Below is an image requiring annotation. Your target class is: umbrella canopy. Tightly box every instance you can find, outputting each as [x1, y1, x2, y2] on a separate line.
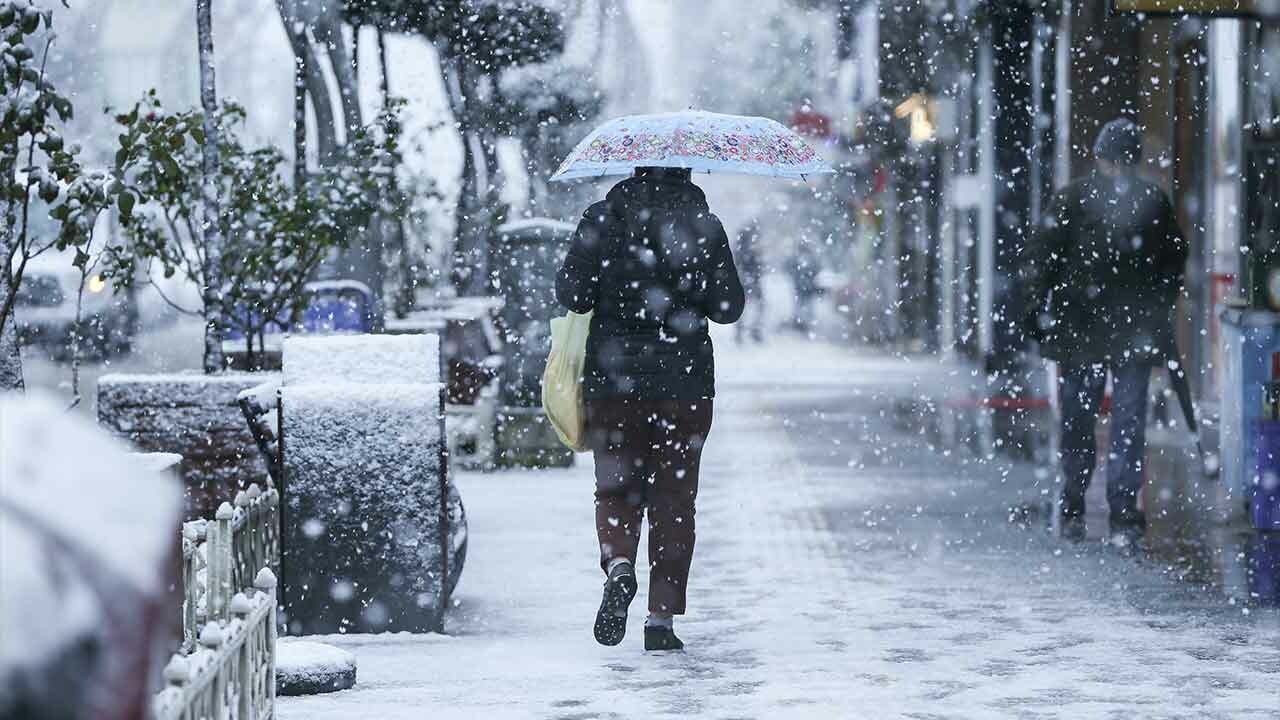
[550, 110, 833, 182]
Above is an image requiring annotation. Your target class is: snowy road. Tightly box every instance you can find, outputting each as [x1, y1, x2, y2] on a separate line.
[277, 336, 1280, 720]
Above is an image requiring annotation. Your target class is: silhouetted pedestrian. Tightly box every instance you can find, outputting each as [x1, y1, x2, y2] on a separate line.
[789, 244, 821, 333]
[1022, 118, 1188, 548]
[734, 219, 766, 344]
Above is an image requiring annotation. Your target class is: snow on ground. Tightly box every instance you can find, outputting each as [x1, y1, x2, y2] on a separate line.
[276, 639, 358, 694]
[277, 331, 1280, 720]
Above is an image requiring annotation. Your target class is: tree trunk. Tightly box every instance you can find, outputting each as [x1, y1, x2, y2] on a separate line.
[275, 0, 338, 163]
[291, 22, 307, 190]
[352, 24, 360, 86]
[527, 126, 550, 213]
[302, 49, 338, 162]
[196, 0, 226, 374]
[378, 29, 415, 318]
[452, 132, 483, 295]
[313, 18, 362, 137]
[443, 57, 491, 297]
[0, 200, 21, 392]
[595, 0, 610, 67]
[0, 319, 22, 393]
[377, 29, 390, 107]
[312, 14, 386, 326]
[69, 268, 88, 408]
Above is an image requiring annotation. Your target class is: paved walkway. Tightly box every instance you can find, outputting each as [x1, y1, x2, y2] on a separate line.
[278, 334, 1280, 720]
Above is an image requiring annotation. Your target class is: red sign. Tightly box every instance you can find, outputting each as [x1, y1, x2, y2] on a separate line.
[790, 109, 832, 139]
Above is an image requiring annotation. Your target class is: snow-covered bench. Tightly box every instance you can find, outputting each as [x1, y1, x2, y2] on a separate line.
[238, 333, 465, 635]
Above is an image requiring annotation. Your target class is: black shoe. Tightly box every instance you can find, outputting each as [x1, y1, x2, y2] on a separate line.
[1109, 508, 1147, 532]
[1109, 524, 1146, 555]
[593, 562, 637, 647]
[644, 625, 684, 652]
[1060, 515, 1086, 543]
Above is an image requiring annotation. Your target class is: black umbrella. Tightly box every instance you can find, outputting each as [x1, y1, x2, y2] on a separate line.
[1166, 343, 1220, 480]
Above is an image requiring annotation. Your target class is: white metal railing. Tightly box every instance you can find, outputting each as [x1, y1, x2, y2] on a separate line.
[180, 483, 280, 650]
[161, 480, 280, 720]
[154, 570, 277, 720]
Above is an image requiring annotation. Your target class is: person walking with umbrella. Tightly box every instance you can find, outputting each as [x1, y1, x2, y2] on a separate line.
[552, 112, 830, 651]
[1021, 118, 1188, 548]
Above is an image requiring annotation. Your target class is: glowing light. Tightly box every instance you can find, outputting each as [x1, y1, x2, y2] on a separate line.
[894, 93, 938, 144]
[88, 275, 106, 293]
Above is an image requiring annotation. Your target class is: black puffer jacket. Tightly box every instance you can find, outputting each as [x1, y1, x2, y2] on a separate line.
[1022, 170, 1187, 364]
[556, 172, 745, 400]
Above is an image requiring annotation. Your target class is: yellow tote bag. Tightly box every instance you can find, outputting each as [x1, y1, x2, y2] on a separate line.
[542, 310, 592, 452]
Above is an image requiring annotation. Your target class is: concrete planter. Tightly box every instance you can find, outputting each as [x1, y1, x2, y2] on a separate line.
[98, 372, 281, 517]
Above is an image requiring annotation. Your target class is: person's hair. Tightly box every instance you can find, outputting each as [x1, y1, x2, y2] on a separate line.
[1092, 118, 1143, 166]
[635, 166, 692, 182]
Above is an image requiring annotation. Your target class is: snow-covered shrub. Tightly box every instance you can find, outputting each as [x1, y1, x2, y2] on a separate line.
[98, 94, 406, 365]
[498, 60, 603, 129]
[0, 1, 132, 390]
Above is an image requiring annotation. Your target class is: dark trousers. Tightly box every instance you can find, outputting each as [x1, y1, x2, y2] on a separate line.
[586, 398, 713, 615]
[1058, 361, 1153, 527]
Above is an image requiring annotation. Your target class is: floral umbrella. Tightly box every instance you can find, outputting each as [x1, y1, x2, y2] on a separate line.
[550, 110, 833, 182]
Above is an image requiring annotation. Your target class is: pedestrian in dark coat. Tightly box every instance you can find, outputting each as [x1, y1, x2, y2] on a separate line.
[734, 219, 766, 344]
[555, 166, 744, 652]
[1022, 118, 1188, 546]
[788, 244, 821, 332]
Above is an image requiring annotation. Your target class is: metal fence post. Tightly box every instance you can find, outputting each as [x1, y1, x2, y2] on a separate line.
[211, 502, 234, 622]
[256, 568, 278, 712]
[198, 622, 225, 718]
[230, 591, 253, 719]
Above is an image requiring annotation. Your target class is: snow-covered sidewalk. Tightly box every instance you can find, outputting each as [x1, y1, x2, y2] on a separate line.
[278, 335, 1280, 720]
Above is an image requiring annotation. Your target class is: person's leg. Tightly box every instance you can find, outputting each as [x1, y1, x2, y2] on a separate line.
[750, 283, 766, 342]
[1058, 363, 1106, 527]
[1106, 361, 1153, 532]
[800, 292, 815, 331]
[587, 398, 652, 646]
[645, 399, 712, 618]
[588, 399, 648, 570]
[739, 283, 758, 342]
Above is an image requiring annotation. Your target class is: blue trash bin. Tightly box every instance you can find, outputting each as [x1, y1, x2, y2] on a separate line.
[1247, 532, 1280, 605]
[1254, 421, 1280, 531]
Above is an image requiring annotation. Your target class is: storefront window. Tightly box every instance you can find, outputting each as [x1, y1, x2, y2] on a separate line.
[1246, 23, 1280, 262]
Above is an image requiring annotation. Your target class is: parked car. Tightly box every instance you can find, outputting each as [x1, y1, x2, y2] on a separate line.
[222, 280, 375, 370]
[14, 259, 136, 361]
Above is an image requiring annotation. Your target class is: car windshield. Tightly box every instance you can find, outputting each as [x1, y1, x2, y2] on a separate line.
[15, 275, 63, 308]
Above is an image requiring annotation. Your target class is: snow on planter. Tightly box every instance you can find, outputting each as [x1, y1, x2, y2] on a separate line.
[282, 334, 439, 387]
[1, 392, 181, 719]
[275, 640, 357, 696]
[277, 333, 453, 635]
